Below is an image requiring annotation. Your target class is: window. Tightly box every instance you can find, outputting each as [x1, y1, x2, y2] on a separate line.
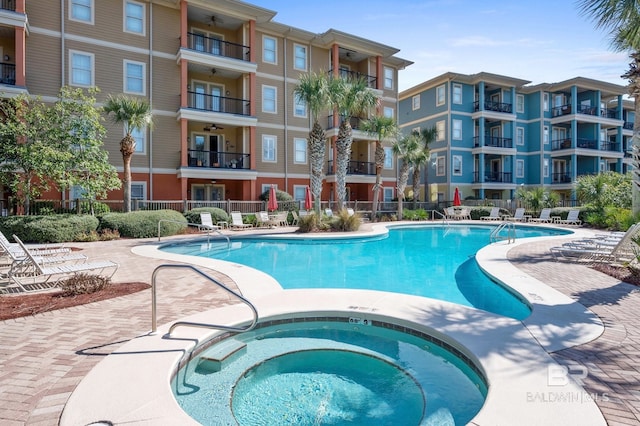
[293, 44, 307, 70]
[262, 85, 276, 113]
[436, 84, 445, 106]
[124, 1, 144, 35]
[453, 155, 462, 176]
[70, 0, 93, 23]
[293, 185, 306, 201]
[544, 126, 549, 145]
[543, 92, 549, 111]
[412, 95, 420, 110]
[516, 159, 524, 178]
[516, 94, 524, 113]
[436, 120, 445, 141]
[293, 138, 307, 163]
[543, 158, 549, 177]
[263, 36, 276, 64]
[70, 50, 94, 87]
[452, 84, 462, 104]
[383, 106, 394, 118]
[294, 94, 306, 117]
[262, 135, 276, 162]
[452, 119, 462, 140]
[516, 127, 524, 146]
[131, 126, 146, 153]
[436, 156, 445, 176]
[131, 182, 146, 200]
[383, 187, 394, 202]
[383, 147, 393, 169]
[384, 67, 393, 89]
[124, 60, 145, 95]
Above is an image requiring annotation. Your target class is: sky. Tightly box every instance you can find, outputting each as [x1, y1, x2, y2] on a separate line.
[247, 0, 631, 92]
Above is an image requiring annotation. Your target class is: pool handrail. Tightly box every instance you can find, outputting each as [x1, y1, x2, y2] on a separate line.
[150, 263, 258, 336]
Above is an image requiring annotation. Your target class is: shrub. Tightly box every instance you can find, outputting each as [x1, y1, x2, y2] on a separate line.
[99, 209, 187, 238]
[183, 207, 229, 226]
[330, 209, 361, 232]
[59, 273, 111, 296]
[0, 214, 100, 243]
[297, 213, 330, 233]
[404, 209, 428, 221]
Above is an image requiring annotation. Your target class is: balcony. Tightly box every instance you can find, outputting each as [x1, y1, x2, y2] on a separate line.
[187, 150, 250, 169]
[553, 104, 621, 120]
[187, 33, 250, 62]
[473, 100, 512, 113]
[187, 91, 250, 116]
[552, 173, 572, 184]
[473, 135, 513, 148]
[326, 160, 375, 175]
[0, 62, 15, 85]
[336, 69, 377, 89]
[472, 171, 513, 183]
[624, 121, 634, 130]
[326, 115, 365, 131]
[0, 0, 15, 11]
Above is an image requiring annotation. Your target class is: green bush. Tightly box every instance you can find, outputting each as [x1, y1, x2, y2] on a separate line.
[183, 207, 229, 225]
[584, 207, 634, 231]
[0, 214, 100, 243]
[329, 209, 361, 232]
[404, 209, 428, 221]
[99, 209, 187, 238]
[297, 213, 330, 233]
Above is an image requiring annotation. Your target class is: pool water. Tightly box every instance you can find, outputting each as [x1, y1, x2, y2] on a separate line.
[173, 320, 487, 425]
[162, 224, 568, 320]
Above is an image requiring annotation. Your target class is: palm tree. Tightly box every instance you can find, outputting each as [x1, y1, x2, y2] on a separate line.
[329, 76, 380, 210]
[361, 115, 398, 221]
[392, 133, 422, 220]
[103, 94, 152, 212]
[578, 0, 640, 215]
[293, 72, 331, 215]
[412, 127, 438, 209]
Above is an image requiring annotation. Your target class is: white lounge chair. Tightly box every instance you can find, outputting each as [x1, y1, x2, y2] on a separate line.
[558, 209, 581, 226]
[480, 207, 501, 221]
[550, 223, 640, 263]
[444, 207, 457, 220]
[255, 211, 277, 228]
[198, 212, 220, 231]
[0, 232, 86, 271]
[504, 208, 526, 222]
[290, 211, 300, 226]
[230, 211, 253, 230]
[9, 235, 118, 292]
[529, 208, 552, 223]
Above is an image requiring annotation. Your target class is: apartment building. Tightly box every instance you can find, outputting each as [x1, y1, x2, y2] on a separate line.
[0, 0, 411, 206]
[398, 72, 633, 205]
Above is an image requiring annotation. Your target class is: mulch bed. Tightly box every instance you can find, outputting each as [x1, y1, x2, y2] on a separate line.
[591, 264, 640, 287]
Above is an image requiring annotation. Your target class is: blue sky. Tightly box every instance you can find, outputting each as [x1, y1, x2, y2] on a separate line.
[248, 0, 630, 92]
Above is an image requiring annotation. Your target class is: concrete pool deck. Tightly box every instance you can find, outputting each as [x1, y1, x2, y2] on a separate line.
[1, 222, 638, 425]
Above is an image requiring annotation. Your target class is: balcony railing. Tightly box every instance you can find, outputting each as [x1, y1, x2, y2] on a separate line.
[0, 62, 15, 85]
[326, 115, 365, 130]
[552, 173, 572, 183]
[472, 171, 513, 183]
[552, 138, 620, 152]
[187, 32, 250, 62]
[600, 141, 620, 152]
[326, 160, 375, 175]
[187, 91, 250, 116]
[553, 104, 620, 119]
[336, 69, 377, 89]
[473, 135, 513, 148]
[473, 100, 512, 113]
[0, 0, 15, 11]
[187, 150, 250, 169]
[624, 121, 634, 130]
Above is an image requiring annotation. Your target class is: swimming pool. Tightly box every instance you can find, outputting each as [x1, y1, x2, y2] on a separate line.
[162, 224, 569, 320]
[173, 318, 487, 425]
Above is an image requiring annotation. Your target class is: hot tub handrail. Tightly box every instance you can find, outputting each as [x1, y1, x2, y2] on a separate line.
[157, 219, 230, 246]
[151, 263, 258, 335]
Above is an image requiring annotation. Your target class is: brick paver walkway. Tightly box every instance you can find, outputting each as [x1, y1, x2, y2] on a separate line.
[0, 230, 638, 425]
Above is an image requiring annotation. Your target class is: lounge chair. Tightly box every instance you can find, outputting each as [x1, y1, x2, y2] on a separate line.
[230, 211, 253, 230]
[290, 211, 300, 226]
[457, 207, 471, 220]
[256, 211, 277, 228]
[549, 223, 640, 263]
[444, 207, 457, 220]
[198, 212, 220, 231]
[558, 209, 581, 226]
[9, 235, 118, 292]
[0, 232, 86, 270]
[529, 208, 552, 223]
[504, 208, 526, 222]
[480, 207, 501, 221]
[273, 211, 289, 226]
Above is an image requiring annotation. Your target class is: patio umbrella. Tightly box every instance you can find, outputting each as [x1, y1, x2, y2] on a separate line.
[304, 186, 312, 211]
[268, 185, 278, 211]
[453, 187, 461, 207]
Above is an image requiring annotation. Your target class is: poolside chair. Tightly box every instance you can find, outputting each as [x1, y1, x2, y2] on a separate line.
[444, 207, 457, 220]
[480, 207, 501, 221]
[8, 235, 118, 292]
[230, 211, 253, 230]
[558, 209, 581, 226]
[255, 211, 277, 228]
[290, 211, 300, 226]
[198, 213, 220, 232]
[457, 207, 472, 220]
[0, 232, 86, 270]
[529, 208, 552, 223]
[325, 208, 334, 218]
[549, 224, 640, 264]
[504, 208, 526, 222]
[346, 208, 355, 216]
[274, 211, 289, 226]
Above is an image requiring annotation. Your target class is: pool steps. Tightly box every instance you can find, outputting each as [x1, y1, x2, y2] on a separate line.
[196, 338, 247, 373]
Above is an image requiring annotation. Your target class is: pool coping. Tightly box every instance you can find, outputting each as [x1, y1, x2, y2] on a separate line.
[60, 222, 607, 425]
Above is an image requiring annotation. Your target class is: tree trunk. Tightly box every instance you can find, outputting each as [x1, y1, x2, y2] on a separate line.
[371, 141, 384, 221]
[309, 121, 326, 215]
[335, 120, 352, 211]
[122, 153, 132, 213]
[397, 161, 410, 220]
[412, 167, 420, 209]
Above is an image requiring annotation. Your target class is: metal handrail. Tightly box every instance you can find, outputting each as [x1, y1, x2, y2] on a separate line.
[490, 221, 516, 244]
[151, 264, 258, 335]
[157, 219, 230, 247]
[432, 209, 450, 228]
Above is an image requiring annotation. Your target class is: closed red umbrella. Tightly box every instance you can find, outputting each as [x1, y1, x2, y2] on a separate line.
[268, 185, 278, 211]
[453, 187, 461, 207]
[304, 185, 312, 211]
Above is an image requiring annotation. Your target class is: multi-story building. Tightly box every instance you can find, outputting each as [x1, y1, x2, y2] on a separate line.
[398, 72, 633, 205]
[0, 0, 411, 207]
